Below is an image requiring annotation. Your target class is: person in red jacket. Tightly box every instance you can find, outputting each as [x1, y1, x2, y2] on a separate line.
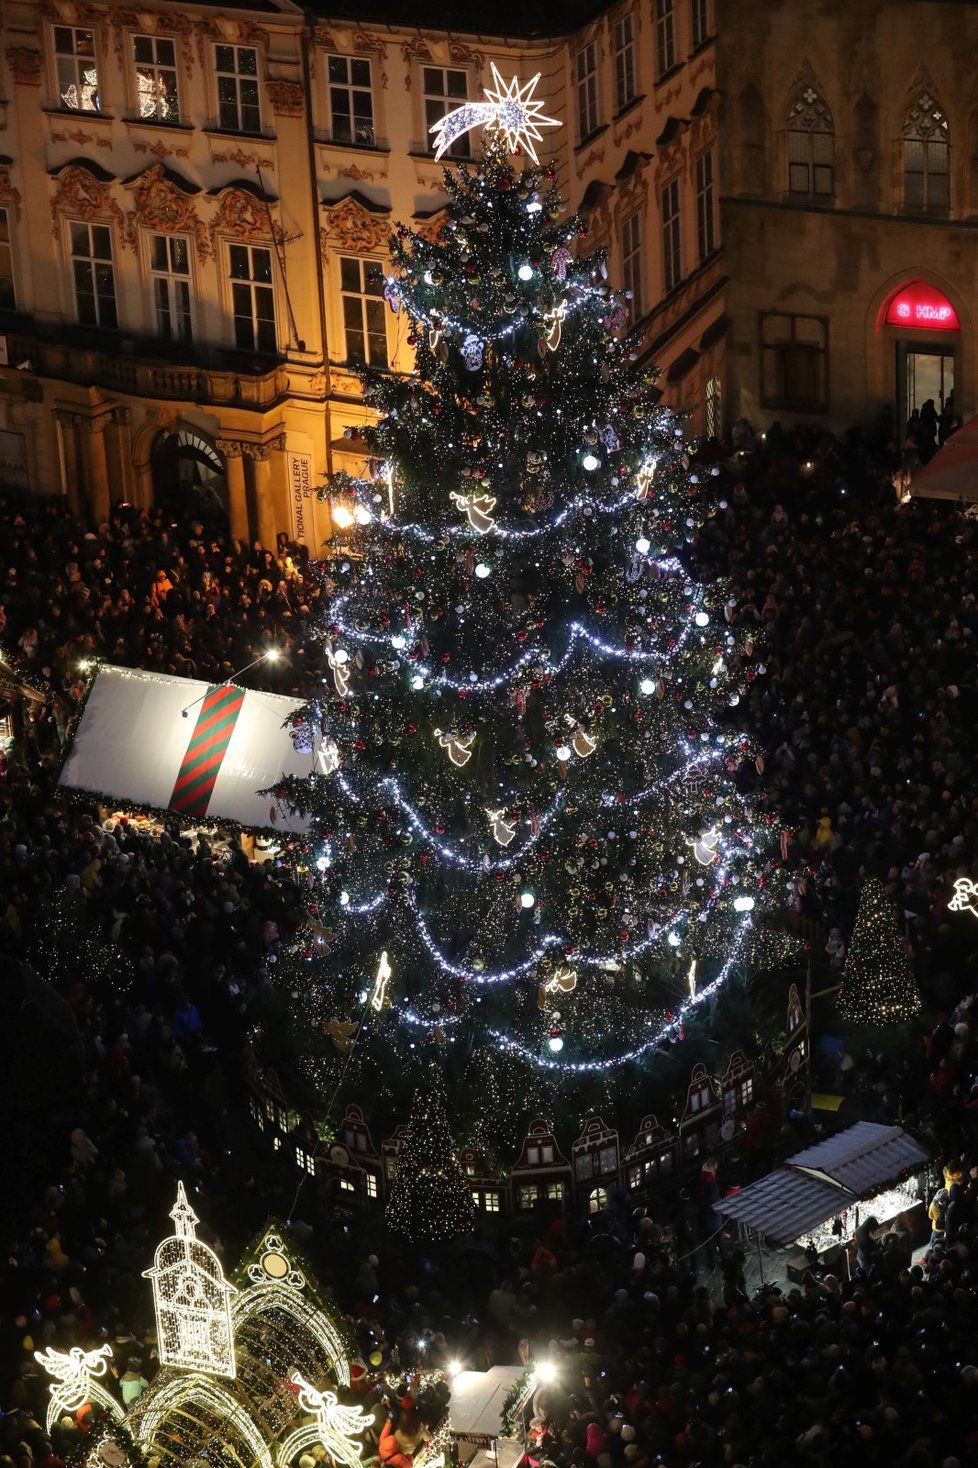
[379, 1407, 429, 1468]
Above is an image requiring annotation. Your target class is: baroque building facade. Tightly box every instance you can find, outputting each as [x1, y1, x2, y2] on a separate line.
[0, 0, 720, 541]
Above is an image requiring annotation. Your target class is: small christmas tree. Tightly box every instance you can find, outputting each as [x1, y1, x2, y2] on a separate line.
[386, 1064, 474, 1242]
[838, 877, 920, 1023]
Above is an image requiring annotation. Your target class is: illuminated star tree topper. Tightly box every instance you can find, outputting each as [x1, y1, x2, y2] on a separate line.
[430, 64, 560, 164]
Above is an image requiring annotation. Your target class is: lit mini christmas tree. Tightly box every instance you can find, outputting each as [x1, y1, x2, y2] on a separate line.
[838, 877, 920, 1024]
[276, 87, 778, 1144]
[386, 1064, 475, 1241]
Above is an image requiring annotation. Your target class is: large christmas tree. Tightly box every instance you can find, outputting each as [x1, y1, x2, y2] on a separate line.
[386, 1063, 475, 1241]
[277, 89, 774, 1147]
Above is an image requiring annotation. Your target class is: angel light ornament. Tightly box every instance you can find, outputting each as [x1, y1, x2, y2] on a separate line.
[690, 828, 720, 865]
[537, 964, 578, 1010]
[461, 333, 485, 371]
[541, 300, 567, 353]
[429, 64, 560, 164]
[450, 490, 497, 535]
[327, 647, 352, 698]
[434, 728, 476, 767]
[283, 1373, 375, 1468]
[634, 460, 656, 499]
[486, 806, 518, 847]
[316, 736, 340, 776]
[949, 876, 978, 919]
[34, 1345, 125, 1432]
[327, 1017, 357, 1052]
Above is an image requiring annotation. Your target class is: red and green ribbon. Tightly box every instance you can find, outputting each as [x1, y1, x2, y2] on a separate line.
[170, 684, 246, 818]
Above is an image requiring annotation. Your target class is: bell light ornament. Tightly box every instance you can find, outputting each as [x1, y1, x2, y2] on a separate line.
[430, 65, 560, 164]
[34, 1344, 125, 1432]
[948, 875, 978, 919]
[142, 1182, 238, 1378]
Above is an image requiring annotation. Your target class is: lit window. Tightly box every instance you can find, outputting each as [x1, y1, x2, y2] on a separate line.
[423, 67, 467, 157]
[133, 34, 179, 121]
[339, 256, 388, 367]
[696, 149, 716, 260]
[613, 15, 636, 114]
[339, 1178, 355, 1192]
[273, 1135, 282, 1151]
[662, 177, 681, 293]
[575, 43, 599, 142]
[519, 1185, 538, 1209]
[70, 221, 117, 329]
[55, 26, 99, 112]
[589, 1187, 608, 1214]
[691, 0, 711, 49]
[655, 0, 676, 78]
[295, 1146, 304, 1168]
[0, 209, 14, 311]
[621, 209, 642, 325]
[229, 243, 276, 354]
[628, 1165, 641, 1189]
[787, 87, 834, 197]
[740, 1078, 754, 1105]
[903, 92, 949, 211]
[366, 1174, 378, 1198]
[705, 376, 722, 438]
[216, 44, 261, 134]
[328, 55, 375, 146]
[150, 234, 192, 342]
[546, 1181, 564, 1201]
[760, 310, 828, 411]
[483, 1192, 500, 1213]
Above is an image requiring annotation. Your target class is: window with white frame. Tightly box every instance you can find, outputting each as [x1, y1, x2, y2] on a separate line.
[0, 209, 14, 311]
[614, 14, 636, 114]
[55, 26, 99, 112]
[691, 0, 711, 49]
[216, 44, 261, 134]
[339, 256, 388, 367]
[662, 176, 681, 292]
[705, 375, 722, 438]
[366, 1174, 378, 1198]
[229, 243, 276, 353]
[482, 1191, 500, 1212]
[70, 221, 117, 328]
[621, 208, 643, 324]
[150, 234, 192, 341]
[423, 67, 468, 157]
[576, 42, 599, 141]
[133, 34, 179, 121]
[655, 0, 676, 78]
[328, 55, 375, 146]
[696, 148, 716, 260]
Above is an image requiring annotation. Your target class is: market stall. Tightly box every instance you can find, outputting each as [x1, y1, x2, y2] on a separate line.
[715, 1121, 931, 1276]
[450, 1367, 525, 1468]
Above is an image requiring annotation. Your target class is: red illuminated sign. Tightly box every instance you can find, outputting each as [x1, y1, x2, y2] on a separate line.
[885, 281, 959, 331]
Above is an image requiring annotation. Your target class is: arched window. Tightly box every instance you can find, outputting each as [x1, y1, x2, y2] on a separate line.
[903, 92, 949, 210]
[787, 87, 834, 197]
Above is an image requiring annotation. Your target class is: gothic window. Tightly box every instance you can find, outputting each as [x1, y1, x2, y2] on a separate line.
[903, 92, 949, 210]
[787, 87, 834, 196]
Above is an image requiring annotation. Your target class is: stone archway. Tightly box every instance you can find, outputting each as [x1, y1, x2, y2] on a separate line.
[151, 424, 228, 528]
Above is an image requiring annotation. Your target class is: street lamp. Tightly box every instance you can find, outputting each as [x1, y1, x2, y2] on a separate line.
[181, 648, 281, 717]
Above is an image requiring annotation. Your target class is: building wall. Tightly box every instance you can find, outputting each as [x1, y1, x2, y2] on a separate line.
[0, 0, 724, 539]
[718, 0, 978, 433]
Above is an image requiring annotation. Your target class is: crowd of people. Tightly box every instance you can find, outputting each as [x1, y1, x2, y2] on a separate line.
[2, 420, 978, 1466]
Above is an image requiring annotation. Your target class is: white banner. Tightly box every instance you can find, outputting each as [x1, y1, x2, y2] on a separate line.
[59, 665, 319, 832]
[288, 451, 312, 545]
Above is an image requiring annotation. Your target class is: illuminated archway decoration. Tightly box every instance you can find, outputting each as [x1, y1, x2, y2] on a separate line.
[885, 280, 959, 331]
[34, 1345, 126, 1433]
[278, 1374, 374, 1468]
[134, 1373, 274, 1468]
[233, 1229, 355, 1387]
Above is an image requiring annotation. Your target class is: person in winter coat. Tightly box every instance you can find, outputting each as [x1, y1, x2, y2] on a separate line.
[379, 1408, 429, 1468]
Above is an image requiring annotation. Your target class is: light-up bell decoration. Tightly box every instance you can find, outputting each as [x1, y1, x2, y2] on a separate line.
[430, 65, 560, 164]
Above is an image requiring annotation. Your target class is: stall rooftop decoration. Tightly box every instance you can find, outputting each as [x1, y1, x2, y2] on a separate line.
[37, 1187, 377, 1468]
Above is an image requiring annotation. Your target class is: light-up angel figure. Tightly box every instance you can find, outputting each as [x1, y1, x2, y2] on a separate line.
[279, 1373, 374, 1468]
[34, 1345, 126, 1431]
[430, 65, 560, 163]
[949, 875, 978, 919]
